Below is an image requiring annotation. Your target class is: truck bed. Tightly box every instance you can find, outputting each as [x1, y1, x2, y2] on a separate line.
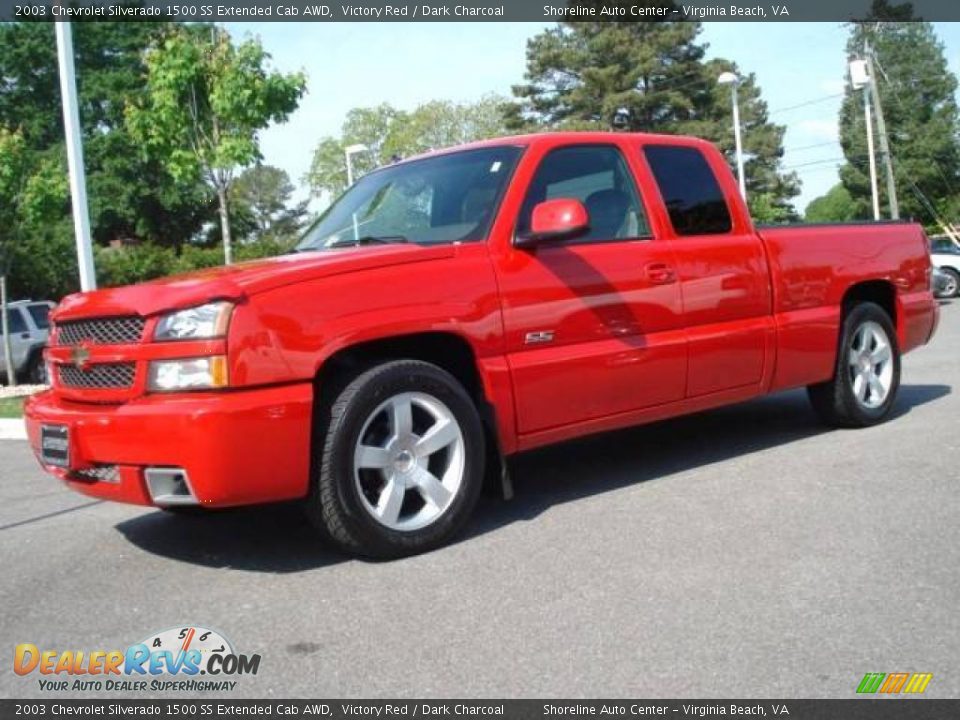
[759, 221, 936, 392]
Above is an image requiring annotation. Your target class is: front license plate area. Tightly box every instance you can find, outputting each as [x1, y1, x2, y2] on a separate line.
[40, 424, 70, 468]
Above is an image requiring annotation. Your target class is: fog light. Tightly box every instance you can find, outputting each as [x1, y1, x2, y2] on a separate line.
[147, 356, 228, 392]
[145, 467, 197, 506]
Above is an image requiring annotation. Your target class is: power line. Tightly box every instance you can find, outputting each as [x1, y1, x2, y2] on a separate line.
[768, 92, 845, 116]
[782, 156, 847, 170]
[783, 140, 842, 153]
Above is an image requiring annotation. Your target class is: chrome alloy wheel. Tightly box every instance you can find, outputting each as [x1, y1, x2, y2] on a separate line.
[353, 391, 465, 532]
[847, 320, 894, 409]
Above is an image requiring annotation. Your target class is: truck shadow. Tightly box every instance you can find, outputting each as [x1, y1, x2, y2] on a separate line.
[114, 383, 950, 572]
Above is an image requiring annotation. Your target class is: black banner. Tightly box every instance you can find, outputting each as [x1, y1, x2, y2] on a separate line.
[3, 700, 960, 719]
[6, 0, 960, 23]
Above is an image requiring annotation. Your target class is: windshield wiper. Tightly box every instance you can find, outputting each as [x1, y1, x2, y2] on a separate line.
[326, 235, 409, 249]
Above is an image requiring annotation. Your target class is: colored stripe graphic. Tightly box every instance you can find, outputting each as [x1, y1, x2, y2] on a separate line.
[903, 673, 934, 694]
[857, 673, 886, 693]
[879, 672, 910, 693]
[856, 672, 932, 694]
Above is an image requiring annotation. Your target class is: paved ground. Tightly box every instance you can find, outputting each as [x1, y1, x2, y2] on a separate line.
[2, 304, 958, 700]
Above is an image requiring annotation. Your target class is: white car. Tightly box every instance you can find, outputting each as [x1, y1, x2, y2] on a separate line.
[931, 237, 960, 297]
[0, 300, 54, 384]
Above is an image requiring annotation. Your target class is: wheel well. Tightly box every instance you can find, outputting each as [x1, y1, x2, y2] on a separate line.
[315, 332, 484, 402]
[842, 280, 897, 325]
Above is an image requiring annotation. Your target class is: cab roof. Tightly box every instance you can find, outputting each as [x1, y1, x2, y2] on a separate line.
[393, 130, 713, 166]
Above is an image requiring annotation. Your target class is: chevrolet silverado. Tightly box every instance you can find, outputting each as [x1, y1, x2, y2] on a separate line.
[25, 132, 939, 558]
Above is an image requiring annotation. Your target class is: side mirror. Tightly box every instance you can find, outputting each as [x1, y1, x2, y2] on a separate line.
[516, 198, 589, 248]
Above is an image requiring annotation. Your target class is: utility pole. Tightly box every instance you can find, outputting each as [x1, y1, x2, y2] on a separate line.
[865, 39, 900, 220]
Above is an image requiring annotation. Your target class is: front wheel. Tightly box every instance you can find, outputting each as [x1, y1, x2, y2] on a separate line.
[25, 351, 48, 385]
[807, 302, 901, 428]
[306, 360, 485, 559]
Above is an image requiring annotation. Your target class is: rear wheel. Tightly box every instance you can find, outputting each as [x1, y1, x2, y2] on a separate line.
[807, 302, 900, 428]
[941, 267, 960, 298]
[306, 360, 485, 559]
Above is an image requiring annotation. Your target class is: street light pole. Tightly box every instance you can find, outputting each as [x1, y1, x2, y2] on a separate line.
[718, 72, 746, 200]
[863, 84, 881, 221]
[343, 144, 368, 241]
[850, 58, 881, 220]
[344, 143, 368, 188]
[55, 21, 96, 291]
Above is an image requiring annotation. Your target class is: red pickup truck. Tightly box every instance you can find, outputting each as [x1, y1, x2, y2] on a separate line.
[25, 132, 938, 558]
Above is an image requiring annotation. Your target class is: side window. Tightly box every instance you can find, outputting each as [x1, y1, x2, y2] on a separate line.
[517, 145, 649, 242]
[643, 145, 732, 236]
[3, 309, 27, 335]
[28, 304, 50, 330]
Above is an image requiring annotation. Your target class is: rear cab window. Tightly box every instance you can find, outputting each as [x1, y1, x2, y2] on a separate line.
[643, 145, 732, 236]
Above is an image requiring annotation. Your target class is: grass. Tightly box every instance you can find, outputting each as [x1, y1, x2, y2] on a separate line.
[0, 396, 25, 418]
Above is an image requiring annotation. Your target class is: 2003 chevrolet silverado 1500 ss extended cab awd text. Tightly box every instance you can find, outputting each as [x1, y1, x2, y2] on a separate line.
[25, 132, 939, 557]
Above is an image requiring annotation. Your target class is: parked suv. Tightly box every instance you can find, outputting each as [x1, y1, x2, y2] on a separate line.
[1, 300, 54, 384]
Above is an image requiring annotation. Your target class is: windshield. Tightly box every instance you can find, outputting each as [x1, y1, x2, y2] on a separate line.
[296, 146, 523, 251]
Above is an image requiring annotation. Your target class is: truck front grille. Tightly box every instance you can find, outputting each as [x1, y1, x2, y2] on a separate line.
[58, 363, 136, 389]
[57, 317, 145, 346]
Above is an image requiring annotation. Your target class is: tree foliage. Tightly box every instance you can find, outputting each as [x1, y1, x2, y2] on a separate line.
[507, 18, 799, 217]
[306, 96, 509, 199]
[805, 183, 859, 222]
[0, 22, 213, 248]
[839, 1, 960, 224]
[0, 127, 69, 272]
[126, 26, 306, 262]
[231, 164, 309, 244]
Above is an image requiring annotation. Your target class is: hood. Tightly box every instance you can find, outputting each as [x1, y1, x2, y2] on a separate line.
[53, 243, 455, 320]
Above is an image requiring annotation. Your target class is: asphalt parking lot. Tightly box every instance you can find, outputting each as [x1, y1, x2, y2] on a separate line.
[2, 304, 958, 700]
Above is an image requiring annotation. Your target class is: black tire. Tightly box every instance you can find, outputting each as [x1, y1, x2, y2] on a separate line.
[306, 360, 485, 559]
[25, 351, 47, 385]
[807, 302, 901, 428]
[941, 267, 960, 298]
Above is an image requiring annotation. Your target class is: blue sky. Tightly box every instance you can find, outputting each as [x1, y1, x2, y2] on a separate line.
[226, 21, 960, 214]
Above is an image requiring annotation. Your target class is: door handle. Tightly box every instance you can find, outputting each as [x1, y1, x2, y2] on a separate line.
[644, 262, 676, 284]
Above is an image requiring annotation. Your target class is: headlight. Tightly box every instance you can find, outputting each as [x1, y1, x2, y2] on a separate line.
[154, 302, 233, 341]
[147, 356, 229, 392]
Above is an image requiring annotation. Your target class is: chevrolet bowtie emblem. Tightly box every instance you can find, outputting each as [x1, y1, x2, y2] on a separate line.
[70, 343, 91, 369]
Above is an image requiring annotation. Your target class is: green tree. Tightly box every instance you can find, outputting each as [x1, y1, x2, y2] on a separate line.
[126, 26, 306, 264]
[507, 17, 799, 216]
[839, 2, 960, 224]
[231, 164, 309, 244]
[0, 127, 69, 382]
[0, 22, 212, 248]
[306, 96, 509, 199]
[805, 183, 859, 222]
